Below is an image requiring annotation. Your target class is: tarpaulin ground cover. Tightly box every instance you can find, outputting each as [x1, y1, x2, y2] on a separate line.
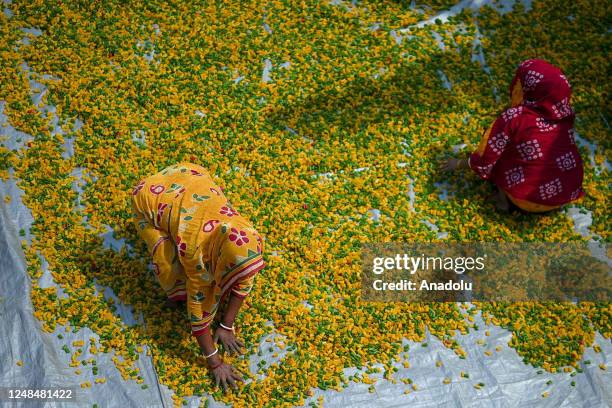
[0, 0, 610, 407]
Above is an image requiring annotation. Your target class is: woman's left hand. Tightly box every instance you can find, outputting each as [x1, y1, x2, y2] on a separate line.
[214, 327, 245, 355]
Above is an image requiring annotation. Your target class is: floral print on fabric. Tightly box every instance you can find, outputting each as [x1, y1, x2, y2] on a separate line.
[130, 162, 265, 337]
[469, 59, 584, 208]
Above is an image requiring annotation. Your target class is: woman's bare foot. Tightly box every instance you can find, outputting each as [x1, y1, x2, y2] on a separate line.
[494, 188, 510, 212]
[165, 298, 184, 309]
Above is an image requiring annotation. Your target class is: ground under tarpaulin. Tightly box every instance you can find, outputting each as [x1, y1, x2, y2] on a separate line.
[1, 171, 611, 408]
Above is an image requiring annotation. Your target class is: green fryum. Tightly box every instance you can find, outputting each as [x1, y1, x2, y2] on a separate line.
[2, 0, 609, 405]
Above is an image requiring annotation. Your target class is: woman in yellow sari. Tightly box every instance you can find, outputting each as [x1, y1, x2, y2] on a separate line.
[130, 162, 265, 390]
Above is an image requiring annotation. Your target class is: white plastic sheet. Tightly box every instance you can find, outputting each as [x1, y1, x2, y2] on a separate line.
[2, 169, 610, 408]
[1, 0, 611, 405]
[302, 313, 611, 408]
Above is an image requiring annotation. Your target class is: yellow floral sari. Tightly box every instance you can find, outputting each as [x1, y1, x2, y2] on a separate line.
[130, 162, 265, 336]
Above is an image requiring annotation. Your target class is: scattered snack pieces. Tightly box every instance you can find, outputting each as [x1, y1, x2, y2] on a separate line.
[0, 0, 609, 406]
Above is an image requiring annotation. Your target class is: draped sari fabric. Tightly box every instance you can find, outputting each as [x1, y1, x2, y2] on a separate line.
[469, 59, 585, 212]
[131, 163, 265, 336]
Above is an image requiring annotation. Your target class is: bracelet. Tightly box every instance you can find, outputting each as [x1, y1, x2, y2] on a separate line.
[219, 323, 234, 332]
[203, 348, 218, 359]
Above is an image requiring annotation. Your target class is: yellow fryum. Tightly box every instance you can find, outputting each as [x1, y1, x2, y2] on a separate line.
[3, 0, 610, 405]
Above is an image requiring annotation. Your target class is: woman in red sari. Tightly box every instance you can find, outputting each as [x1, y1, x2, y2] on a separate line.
[441, 59, 585, 212]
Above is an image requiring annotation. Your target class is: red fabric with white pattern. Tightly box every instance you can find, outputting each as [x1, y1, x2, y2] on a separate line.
[469, 59, 585, 206]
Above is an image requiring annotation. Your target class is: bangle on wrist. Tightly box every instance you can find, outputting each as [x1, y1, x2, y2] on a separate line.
[219, 322, 234, 332]
[203, 348, 218, 359]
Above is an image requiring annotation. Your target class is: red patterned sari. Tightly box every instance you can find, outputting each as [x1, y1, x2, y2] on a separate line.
[469, 59, 585, 212]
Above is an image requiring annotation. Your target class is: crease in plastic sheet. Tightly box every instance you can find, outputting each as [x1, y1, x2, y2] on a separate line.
[0, 176, 169, 407]
[301, 312, 611, 408]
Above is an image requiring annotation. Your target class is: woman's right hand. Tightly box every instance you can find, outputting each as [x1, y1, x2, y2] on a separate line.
[440, 157, 464, 172]
[210, 361, 244, 391]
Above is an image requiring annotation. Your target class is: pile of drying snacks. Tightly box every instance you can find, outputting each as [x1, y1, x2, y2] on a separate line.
[0, 0, 609, 406]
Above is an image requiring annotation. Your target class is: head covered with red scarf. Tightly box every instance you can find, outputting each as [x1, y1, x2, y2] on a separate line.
[509, 59, 575, 121]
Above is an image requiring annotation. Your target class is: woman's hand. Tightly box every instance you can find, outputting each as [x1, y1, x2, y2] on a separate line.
[197, 331, 243, 391]
[440, 157, 468, 172]
[210, 362, 244, 392]
[214, 328, 245, 355]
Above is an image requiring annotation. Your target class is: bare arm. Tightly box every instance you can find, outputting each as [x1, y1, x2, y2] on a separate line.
[221, 293, 245, 328]
[213, 294, 246, 355]
[191, 295, 244, 360]
[195, 331, 218, 361]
